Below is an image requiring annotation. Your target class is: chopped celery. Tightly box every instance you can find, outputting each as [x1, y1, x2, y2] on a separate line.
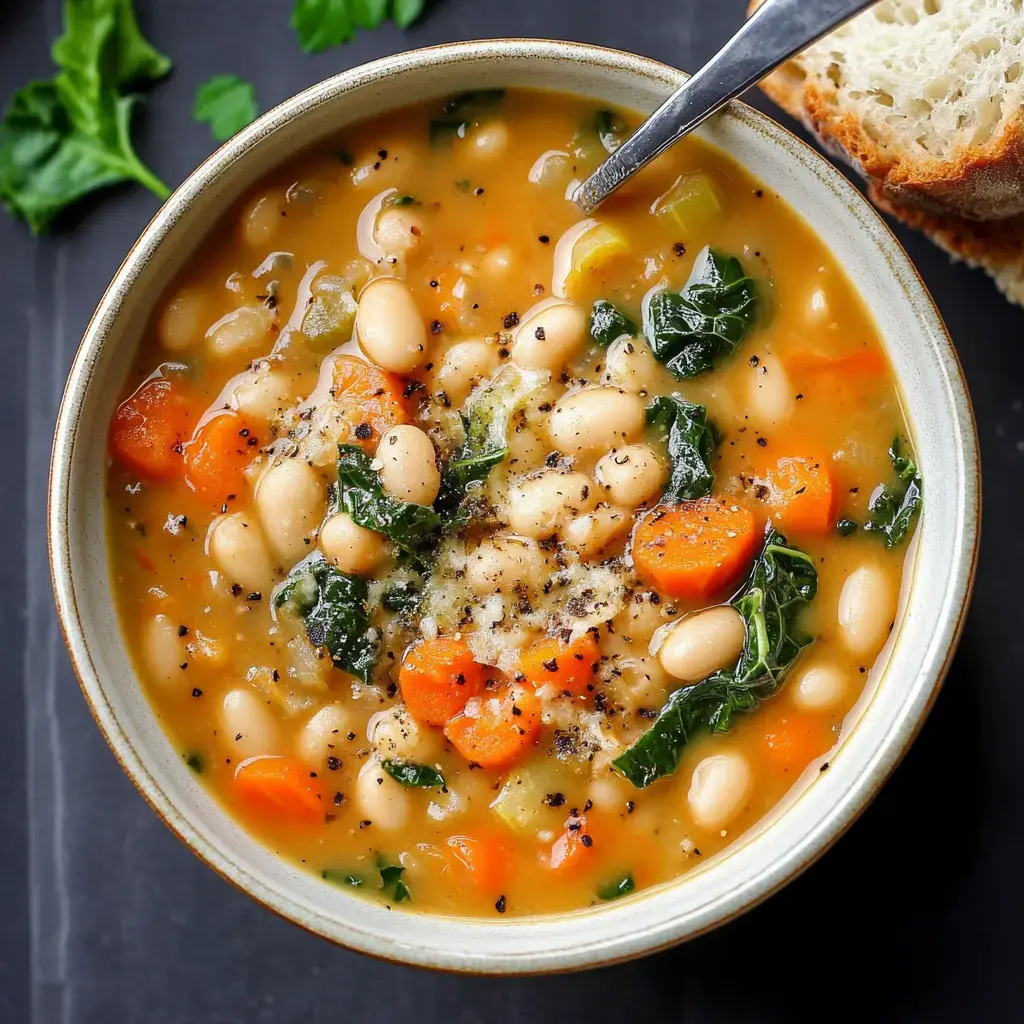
[301, 274, 357, 349]
[653, 172, 724, 236]
[562, 222, 630, 297]
[490, 757, 573, 831]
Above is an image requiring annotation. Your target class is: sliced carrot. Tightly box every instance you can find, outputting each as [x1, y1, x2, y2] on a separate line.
[400, 637, 488, 727]
[762, 714, 834, 776]
[109, 375, 192, 478]
[548, 812, 596, 872]
[331, 354, 408, 450]
[132, 547, 156, 573]
[183, 410, 260, 504]
[762, 455, 836, 534]
[444, 683, 542, 769]
[631, 497, 760, 602]
[787, 348, 887, 379]
[233, 755, 326, 824]
[444, 833, 513, 894]
[519, 632, 600, 699]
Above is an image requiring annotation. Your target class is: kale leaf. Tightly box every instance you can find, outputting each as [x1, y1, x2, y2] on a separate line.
[645, 395, 717, 501]
[589, 299, 636, 348]
[291, 0, 426, 54]
[864, 436, 923, 548]
[381, 759, 446, 789]
[429, 90, 506, 144]
[274, 552, 378, 684]
[0, 0, 171, 233]
[597, 873, 636, 900]
[378, 859, 411, 902]
[643, 247, 756, 379]
[614, 528, 817, 788]
[193, 74, 258, 141]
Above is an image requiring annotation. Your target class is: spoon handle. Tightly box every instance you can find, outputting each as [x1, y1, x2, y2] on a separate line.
[574, 0, 877, 213]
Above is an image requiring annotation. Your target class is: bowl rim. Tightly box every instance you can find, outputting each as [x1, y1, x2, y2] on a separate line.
[48, 37, 980, 973]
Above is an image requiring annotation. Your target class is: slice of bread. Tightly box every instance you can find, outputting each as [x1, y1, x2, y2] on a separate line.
[750, 0, 1024, 220]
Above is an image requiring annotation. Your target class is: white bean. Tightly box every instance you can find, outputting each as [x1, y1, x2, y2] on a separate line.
[158, 291, 204, 352]
[601, 336, 665, 394]
[241, 194, 284, 248]
[368, 705, 438, 760]
[511, 301, 587, 371]
[595, 444, 666, 508]
[687, 751, 752, 830]
[232, 369, 294, 422]
[792, 663, 847, 711]
[562, 504, 632, 558]
[481, 246, 517, 280]
[747, 356, 794, 426]
[467, 120, 510, 161]
[356, 758, 411, 831]
[657, 606, 746, 682]
[376, 425, 440, 505]
[319, 512, 388, 575]
[588, 772, 633, 813]
[255, 458, 326, 564]
[435, 339, 498, 405]
[375, 206, 423, 255]
[297, 704, 353, 768]
[837, 563, 896, 658]
[219, 688, 280, 759]
[466, 535, 547, 593]
[549, 387, 644, 458]
[207, 512, 276, 591]
[506, 470, 596, 539]
[206, 305, 274, 360]
[142, 614, 187, 687]
[356, 277, 428, 374]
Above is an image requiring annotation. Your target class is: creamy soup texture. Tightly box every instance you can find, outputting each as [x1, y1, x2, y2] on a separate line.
[106, 89, 921, 917]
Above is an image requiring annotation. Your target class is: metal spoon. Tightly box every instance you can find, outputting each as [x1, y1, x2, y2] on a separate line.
[573, 0, 878, 213]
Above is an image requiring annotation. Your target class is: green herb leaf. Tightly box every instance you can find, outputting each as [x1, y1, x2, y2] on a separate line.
[589, 299, 636, 348]
[322, 868, 365, 887]
[614, 528, 817, 788]
[864, 436, 922, 548]
[291, 0, 426, 54]
[193, 74, 258, 142]
[645, 395, 717, 501]
[381, 578, 422, 615]
[378, 860, 411, 902]
[392, 0, 426, 28]
[382, 759, 446, 789]
[429, 90, 505, 144]
[597, 873, 636, 900]
[274, 552, 378, 684]
[836, 518, 858, 537]
[643, 247, 757, 379]
[0, 0, 170, 233]
[184, 752, 204, 773]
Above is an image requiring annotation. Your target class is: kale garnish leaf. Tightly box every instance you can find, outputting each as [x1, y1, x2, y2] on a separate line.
[381, 759, 446, 789]
[645, 395, 717, 501]
[864, 435, 923, 548]
[589, 299, 636, 348]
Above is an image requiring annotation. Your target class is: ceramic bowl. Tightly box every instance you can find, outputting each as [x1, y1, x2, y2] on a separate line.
[49, 39, 980, 973]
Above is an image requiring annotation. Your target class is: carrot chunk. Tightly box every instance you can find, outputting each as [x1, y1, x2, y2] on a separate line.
[762, 714, 834, 776]
[519, 632, 600, 699]
[762, 455, 836, 534]
[445, 833, 513, 894]
[548, 812, 596, 872]
[444, 684, 541, 769]
[400, 637, 488, 727]
[631, 497, 759, 602]
[331, 354, 408, 450]
[183, 410, 260, 504]
[109, 375, 192, 478]
[787, 348, 887, 379]
[233, 755, 326, 824]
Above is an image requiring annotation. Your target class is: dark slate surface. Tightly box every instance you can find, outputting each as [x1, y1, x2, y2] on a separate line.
[2, 1, 1022, 1021]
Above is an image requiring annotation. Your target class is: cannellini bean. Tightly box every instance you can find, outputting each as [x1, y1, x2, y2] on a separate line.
[376, 425, 440, 505]
[602, 336, 666, 394]
[837, 563, 897, 658]
[792, 663, 847, 711]
[588, 772, 633, 813]
[206, 305, 275, 360]
[511, 301, 588, 371]
[657, 606, 746, 682]
[548, 387, 644, 458]
[232, 369, 294, 422]
[375, 206, 423, 255]
[319, 512, 388, 575]
[465, 535, 546, 593]
[158, 291, 204, 352]
[467, 120, 510, 160]
[506, 471, 596, 539]
[219, 688, 280, 759]
[356, 758, 411, 831]
[241, 194, 284, 248]
[747, 357, 794, 426]
[207, 513, 276, 591]
[481, 246, 517, 279]
[356, 277, 428, 374]
[142, 614, 187, 686]
[255, 458, 326, 564]
[687, 751, 752, 830]
[435, 339, 498, 405]
[351, 144, 418, 190]
[368, 705, 438, 760]
[297, 704, 352, 768]
[562, 504, 632, 558]
[595, 444, 667, 508]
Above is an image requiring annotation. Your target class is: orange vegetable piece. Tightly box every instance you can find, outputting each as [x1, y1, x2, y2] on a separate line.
[233, 755, 326, 824]
[762, 714, 833, 775]
[183, 410, 260, 503]
[519, 632, 600, 699]
[444, 833, 512, 893]
[788, 348, 887, 379]
[762, 456, 836, 534]
[331, 354, 408, 450]
[548, 812, 596, 872]
[108, 375, 192, 478]
[631, 497, 759, 602]
[400, 638, 488, 727]
[444, 684, 542, 769]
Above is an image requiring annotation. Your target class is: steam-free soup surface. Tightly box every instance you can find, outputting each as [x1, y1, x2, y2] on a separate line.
[106, 89, 920, 916]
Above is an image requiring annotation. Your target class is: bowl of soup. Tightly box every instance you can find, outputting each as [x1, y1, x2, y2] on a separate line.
[49, 39, 979, 971]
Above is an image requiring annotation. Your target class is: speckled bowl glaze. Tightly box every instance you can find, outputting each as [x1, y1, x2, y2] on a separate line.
[49, 39, 980, 973]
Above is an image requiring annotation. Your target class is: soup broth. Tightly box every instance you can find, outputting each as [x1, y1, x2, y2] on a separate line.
[106, 89, 919, 917]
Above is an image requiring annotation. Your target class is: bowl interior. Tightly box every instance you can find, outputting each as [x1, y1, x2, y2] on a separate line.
[49, 40, 978, 972]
